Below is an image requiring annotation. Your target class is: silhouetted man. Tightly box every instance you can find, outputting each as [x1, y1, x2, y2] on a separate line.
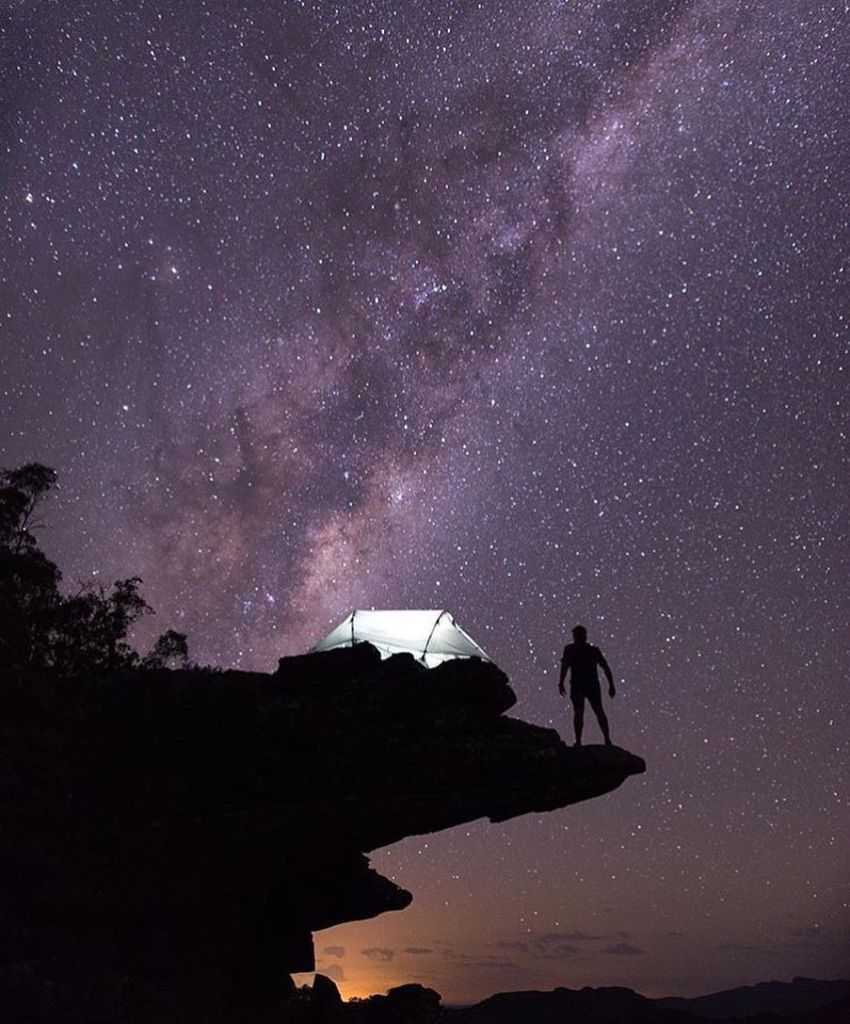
[558, 624, 615, 746]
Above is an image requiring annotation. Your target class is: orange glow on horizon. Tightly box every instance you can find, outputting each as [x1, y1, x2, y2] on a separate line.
[292, 971, 409, 1004]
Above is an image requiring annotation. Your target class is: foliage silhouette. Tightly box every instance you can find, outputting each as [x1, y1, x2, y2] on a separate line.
[0, 462, 187, 675]
[142, 627, 190, 669]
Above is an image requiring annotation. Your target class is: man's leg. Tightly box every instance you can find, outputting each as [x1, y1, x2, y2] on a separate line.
[588, 694, 611, 745]
[571, 694, 585, 746]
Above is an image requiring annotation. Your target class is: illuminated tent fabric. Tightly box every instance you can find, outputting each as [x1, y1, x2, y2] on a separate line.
[312, 610, 490, 668]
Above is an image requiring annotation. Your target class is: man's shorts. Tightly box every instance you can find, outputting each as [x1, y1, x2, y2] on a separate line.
[570, 679, 602, 705]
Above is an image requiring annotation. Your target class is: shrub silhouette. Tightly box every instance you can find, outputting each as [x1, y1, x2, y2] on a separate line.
[0, 462, 187, 675]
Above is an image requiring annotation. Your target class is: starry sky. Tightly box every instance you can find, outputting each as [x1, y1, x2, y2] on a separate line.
[2, 0, 848, 1005]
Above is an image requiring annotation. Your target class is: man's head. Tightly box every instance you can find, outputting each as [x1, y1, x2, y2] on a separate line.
[572, 624, 588, 643]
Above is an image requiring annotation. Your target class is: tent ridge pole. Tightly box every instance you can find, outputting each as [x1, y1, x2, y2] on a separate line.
[422, 610, 447, 664]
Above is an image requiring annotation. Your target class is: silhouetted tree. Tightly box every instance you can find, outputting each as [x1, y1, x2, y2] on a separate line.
[50, 577, 154, 674]
[0, 463, 62, 668]
[0, 463, 188, 675]
[142, 628, 190, 670]
[0, 463, 57, 552]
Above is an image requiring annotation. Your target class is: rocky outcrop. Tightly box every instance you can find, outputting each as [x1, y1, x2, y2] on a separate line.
[0, 644, 644, 1022]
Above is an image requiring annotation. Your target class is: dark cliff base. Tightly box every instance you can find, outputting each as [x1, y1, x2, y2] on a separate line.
[0, 644, 644, 1022]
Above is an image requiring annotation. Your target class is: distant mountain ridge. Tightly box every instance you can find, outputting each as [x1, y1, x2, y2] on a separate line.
[299, 976, 850, 1024]
[448, 984, 694, 1024]
[443, 978, 850, 1024]
[656, 977, 850, 1019]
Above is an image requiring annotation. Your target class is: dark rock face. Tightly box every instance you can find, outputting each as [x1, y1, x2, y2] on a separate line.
[0, 644, 644, 1022]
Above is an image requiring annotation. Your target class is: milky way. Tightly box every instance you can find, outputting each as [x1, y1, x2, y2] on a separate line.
[2, 0, 848, 1003]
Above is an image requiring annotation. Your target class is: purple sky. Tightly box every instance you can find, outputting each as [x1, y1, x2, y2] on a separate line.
[2, 0, 848, 1003]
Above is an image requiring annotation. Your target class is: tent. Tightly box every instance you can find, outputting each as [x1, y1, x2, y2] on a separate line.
[312, 609, 490, 668]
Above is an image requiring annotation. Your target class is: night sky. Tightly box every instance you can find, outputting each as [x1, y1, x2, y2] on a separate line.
[2, 0, 848, 1005]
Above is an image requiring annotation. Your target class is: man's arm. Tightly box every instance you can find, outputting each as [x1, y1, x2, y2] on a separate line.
[598, 649, 616, 696]
[558, 648, 570, 695]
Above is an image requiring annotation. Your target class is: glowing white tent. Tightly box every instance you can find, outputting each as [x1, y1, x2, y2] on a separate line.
[312, 609, 490, 668]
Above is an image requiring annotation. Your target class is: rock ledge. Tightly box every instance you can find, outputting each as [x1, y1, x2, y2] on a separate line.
[0, 644, 644, 1022]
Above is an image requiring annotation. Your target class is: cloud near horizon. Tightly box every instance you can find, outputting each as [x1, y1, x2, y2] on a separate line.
[494, 929, 637, 960]
[603, 942, 645, 956]
[361, 948, 395, 962]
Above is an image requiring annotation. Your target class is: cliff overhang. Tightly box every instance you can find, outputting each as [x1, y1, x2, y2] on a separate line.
[0, 643, 644, 1021]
